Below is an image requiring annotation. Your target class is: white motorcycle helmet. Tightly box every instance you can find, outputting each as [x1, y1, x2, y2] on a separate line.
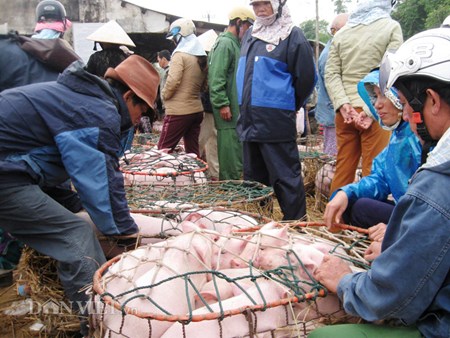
[380, 27, 450, 150]
[166, 18, 196, 44]
[380, 28, 450, 94]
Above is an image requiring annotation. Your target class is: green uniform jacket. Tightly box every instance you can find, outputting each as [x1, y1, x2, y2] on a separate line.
[208, 31, 240, 130]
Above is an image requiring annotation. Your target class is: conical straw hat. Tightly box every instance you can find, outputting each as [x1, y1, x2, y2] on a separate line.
[87, 20, 136, 47]
[197, 29, 218, 52]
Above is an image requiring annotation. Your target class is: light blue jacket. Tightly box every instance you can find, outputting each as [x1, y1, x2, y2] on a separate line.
[314, 40, 335, 127]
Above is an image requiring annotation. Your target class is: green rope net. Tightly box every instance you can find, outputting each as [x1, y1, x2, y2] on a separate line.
[126, 180, 274, 218]
[92, 223, 369, 337]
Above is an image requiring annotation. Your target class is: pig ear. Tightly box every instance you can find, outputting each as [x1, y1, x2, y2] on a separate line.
[278, 226, 289, 239]
[312, 242, 333, 255]
[191, 237, 211, 264]
[238, 238, 247, 251]
[261, 221, 277, 230]
[185, 212, 203, 224]
[195, 291, 218, 304]
[181, 220, 201, 233]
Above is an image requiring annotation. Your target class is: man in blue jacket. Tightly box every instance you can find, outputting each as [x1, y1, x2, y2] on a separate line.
[312, 27, 450, 338]
[0, 55, 159, 335]
[0, 0, 79, 287]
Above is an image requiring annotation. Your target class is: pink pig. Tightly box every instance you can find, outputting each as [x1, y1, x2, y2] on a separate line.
[210, 224, 249, 270]
[195, 268, 262, 308]
[75, 211, 194, 244]
[161, 279, 291, 338]
[98, 224, 215, 337]
[181, 210, 258, 233]
[254, 242, 329, 280]
[180, 209, 259, 232]
[230, 222, 290, 268]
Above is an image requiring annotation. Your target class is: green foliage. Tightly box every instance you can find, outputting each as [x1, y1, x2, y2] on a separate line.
[334, 0, 351, 13]
[392, 0, 450, 39]
[423, 0, 450, 28]
[299, 19, 331, 44]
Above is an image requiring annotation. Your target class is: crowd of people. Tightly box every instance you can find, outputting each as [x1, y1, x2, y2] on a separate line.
[0, 0, 449, 337]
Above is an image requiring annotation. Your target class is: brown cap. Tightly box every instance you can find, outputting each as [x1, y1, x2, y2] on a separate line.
[104, 55, 160, 108]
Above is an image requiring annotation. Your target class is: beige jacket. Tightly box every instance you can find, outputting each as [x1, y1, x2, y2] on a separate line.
[325, 18, 403, 116]
[162, 52, 206, 116]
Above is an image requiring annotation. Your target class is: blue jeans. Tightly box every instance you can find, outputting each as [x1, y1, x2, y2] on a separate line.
[0, 185, 106, 332]
[344, 197, 395, 229]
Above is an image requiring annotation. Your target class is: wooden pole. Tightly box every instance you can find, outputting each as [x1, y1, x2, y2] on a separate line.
[315, 0, 320, 66]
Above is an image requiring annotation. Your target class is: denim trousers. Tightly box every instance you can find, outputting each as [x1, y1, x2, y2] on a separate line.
[0, 184, 106, 329]
[344, 197, 395, 229]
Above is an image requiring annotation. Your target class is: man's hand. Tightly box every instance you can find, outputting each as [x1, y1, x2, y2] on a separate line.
[323, 191, 349, 228]
[364, 241, 382, 261]
[219, 106, 232, 121]
[314, 255, 352, 293]
[368, 223, 387, 242]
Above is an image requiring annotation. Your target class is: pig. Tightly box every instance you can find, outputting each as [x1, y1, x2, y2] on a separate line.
[121, 147, 207, 187]
[253, 242, 332, 280]
[123, 170, 207, 187]
[161, 279, 292, 338]
[210, 224, 249, 270]
[99, 225, 216, 337]
[168, 210, 262, 270]
[76, 211, 184, 243]
[195, 268, 263, 308]
[315, 162, 362, 198]
[93, 220, 211, 316]
[179, 209, 260, 232]
[230, 222, 290, 269]
[93, 244, 165, 304]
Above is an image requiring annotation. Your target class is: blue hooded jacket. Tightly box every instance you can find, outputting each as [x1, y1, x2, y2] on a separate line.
[0, 61, 137, 235]
[339, 121, 421, 203]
